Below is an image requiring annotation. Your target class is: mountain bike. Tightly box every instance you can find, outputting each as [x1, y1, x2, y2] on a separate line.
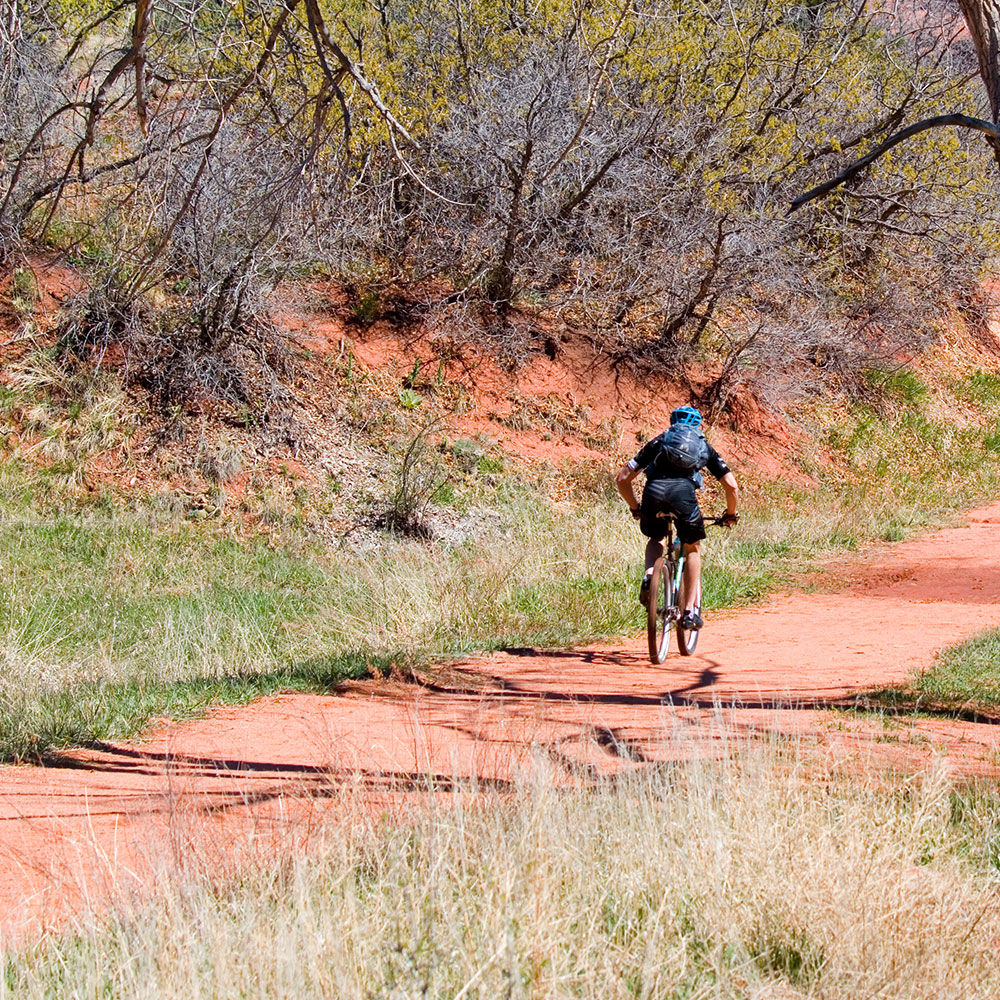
[646, 515, 725, 663]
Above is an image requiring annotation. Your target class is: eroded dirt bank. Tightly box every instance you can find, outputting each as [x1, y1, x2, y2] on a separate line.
[3, 504, 1000, 945]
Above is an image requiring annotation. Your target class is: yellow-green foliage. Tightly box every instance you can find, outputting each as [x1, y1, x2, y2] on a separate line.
[316, 0, 994, 333]
[9, 0, 996, 404]
[342, 0, 985, 192]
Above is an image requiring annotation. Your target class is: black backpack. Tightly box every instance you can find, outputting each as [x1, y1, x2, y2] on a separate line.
[658, 424, 709, 473]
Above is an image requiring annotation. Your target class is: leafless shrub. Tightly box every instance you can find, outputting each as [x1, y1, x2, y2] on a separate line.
[53, 279, 146, 363]
[316, 0, 994, 405]
[3, 0, 995, 418]
[371, 418, 452, 539]
[0, 0, 403, 411]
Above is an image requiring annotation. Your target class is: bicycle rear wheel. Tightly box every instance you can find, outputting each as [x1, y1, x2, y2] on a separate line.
[676, 574, 701, 656]
[646, 556, 675, 663]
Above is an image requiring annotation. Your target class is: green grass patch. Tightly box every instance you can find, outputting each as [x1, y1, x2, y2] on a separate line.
[863, 364, 928, 406]
[857, 628, 1000, 722]
[913, 629, 1000, 708]
[949, 371, 1000, 410]
[1, 654, 397, 764]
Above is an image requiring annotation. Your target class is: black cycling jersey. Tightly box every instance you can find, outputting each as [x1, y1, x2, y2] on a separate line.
[628, 430, 730, 482]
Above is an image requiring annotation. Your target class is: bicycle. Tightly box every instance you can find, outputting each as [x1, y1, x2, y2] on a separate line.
[646, 514, 726, 663]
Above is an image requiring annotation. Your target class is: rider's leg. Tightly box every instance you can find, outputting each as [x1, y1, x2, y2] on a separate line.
[638, 537, 664, 604]
[645, 537, 664, 572]
[682, 541, 701, 611]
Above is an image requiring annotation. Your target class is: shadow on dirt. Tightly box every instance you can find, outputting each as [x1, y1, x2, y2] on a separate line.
[34, 741, 521, 820]
[407, 659, 1000, 725]
[28, 658, 1000, 826]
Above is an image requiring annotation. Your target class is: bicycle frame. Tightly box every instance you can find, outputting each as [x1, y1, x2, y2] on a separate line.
[671, 537, 686, 610]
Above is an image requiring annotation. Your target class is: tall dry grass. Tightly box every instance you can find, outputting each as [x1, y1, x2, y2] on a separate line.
[3, 742, 998, 998]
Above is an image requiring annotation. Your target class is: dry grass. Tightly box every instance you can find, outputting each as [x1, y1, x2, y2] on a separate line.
[3, 352, 137, 476]
[3, 741, 998, 998]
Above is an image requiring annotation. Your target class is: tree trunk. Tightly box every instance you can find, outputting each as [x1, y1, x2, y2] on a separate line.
[957, 0, 1000, 162]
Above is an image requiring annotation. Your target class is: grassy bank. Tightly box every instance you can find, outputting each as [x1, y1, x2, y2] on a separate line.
[3, 360, 1000, 759]
[3, 744, 999, 996]
[865, 628, 1000, 716]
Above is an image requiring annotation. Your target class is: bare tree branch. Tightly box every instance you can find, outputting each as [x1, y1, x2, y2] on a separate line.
[789, 114, 1000, 211]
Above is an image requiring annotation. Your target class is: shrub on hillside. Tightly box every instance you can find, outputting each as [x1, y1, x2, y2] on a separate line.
[1, 0, 995, 415]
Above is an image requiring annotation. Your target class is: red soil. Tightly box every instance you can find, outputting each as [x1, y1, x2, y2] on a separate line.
[3, 502, 1000, 946]
[282, 289, 804, 483]
[2, 263, 808, 520]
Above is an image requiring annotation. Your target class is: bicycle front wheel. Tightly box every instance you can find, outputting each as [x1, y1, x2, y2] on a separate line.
[646, 557, 675, 663]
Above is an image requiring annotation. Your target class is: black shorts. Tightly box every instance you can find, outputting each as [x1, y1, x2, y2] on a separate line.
[639, 477, 705, 545]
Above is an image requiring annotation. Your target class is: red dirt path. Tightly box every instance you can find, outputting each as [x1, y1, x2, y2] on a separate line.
[3, 504, 1000, 946]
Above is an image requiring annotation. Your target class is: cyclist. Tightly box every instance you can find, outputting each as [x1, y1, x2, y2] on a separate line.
[615, 405, 739, 630]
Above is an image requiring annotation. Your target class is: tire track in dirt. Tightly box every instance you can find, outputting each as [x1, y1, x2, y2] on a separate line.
[3, 503, 1000, 944]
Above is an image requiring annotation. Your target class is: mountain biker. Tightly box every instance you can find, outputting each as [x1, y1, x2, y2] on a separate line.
[615, 405, 739, 630]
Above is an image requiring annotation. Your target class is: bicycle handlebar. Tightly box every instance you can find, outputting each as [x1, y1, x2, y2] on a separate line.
[630, 508, 739, 527]
[708, 513, 739, 527]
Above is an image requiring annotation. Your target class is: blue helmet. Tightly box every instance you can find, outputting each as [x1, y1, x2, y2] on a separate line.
[670, 405, 702, 427]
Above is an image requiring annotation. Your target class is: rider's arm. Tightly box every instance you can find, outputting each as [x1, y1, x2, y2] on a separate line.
[615, 463, 642, 515]
[705, 447, 738, 518]
[720, 471, 738, 517]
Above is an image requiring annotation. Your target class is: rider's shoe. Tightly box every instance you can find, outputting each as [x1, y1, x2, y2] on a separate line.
[639, 571, 652, 606]
[679, 610, 704, 630]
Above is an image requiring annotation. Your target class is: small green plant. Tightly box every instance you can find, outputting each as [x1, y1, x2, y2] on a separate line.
[476, 454, 505, 474]
[749, 922, 826, 987]
[398, 388, 423, 410]
[863, 365, 928, 408]
[433, 481, 457, 505]
[403, 357, 421, 388]
[373, 419, 452, 538]
[351, 288, 381, 325]
[830, 531, 858, 550]
[0, 385, 17, 414]
[10, 266, 38, 316]
[882, 522, 905, 542]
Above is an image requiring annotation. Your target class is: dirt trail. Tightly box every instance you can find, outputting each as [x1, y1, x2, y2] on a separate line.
[3, 504, 1000, 945]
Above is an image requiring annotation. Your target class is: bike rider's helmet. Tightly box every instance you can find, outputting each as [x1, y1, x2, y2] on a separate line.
[670, 405, 702, 427]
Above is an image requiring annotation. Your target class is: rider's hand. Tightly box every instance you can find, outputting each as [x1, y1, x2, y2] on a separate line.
[720, 511, 739, 527]
[631, 506, 642, 520]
